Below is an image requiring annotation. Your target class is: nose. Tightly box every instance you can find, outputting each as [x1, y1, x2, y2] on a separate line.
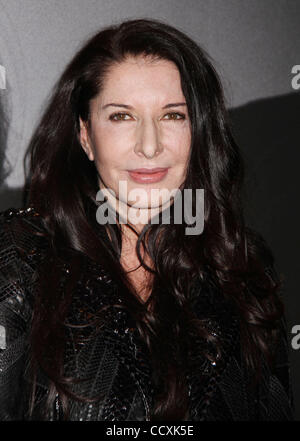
[134, 117, 163, 159]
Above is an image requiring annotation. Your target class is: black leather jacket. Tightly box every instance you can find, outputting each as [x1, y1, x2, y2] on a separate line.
[0, 207, 294, 421]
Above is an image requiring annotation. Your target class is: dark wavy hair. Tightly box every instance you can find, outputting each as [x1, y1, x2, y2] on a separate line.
[24, 18, 284, 420]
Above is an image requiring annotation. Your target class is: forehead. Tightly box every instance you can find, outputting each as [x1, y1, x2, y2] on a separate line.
[98, 55, 185, 102]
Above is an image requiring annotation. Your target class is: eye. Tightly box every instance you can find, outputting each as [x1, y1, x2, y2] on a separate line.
[163, 112, 186, 120]
[109, 112, 132, 121]
[108, 111, 186, 122]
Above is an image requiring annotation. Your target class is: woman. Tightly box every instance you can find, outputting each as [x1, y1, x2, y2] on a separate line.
[0, 18, 294, 421]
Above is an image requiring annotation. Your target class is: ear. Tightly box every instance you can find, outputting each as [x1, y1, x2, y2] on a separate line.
[79, 118, 95, 161]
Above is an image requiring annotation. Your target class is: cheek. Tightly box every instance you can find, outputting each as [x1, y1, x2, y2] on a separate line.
[168, 129, 191, 164]
[165, 120, 191, 146]
[92, 130, 125, 172]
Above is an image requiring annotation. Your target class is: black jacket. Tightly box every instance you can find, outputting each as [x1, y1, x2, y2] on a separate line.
[0, 207, 294, 421]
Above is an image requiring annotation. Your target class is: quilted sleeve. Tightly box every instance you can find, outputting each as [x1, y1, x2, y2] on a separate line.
[0, 211, 34, 420]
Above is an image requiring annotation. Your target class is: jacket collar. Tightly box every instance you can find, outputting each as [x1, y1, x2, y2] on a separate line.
[82, 261, 240, 421]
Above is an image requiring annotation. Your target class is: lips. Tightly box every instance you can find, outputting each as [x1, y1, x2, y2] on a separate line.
[129, 168, 168, 174]
[128, 167, 169, 183]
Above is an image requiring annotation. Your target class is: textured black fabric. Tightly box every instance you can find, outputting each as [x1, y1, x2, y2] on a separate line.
[0, 207, 294, 421]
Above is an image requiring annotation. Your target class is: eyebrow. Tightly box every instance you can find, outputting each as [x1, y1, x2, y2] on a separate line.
[101, 102, 187, 110]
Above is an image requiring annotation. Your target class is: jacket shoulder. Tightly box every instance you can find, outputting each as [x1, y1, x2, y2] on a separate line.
[0, 207, 50, 304]
[0, 207, 48, 419]
[0, 206, 47, 240]
[0, 206, 49, 255]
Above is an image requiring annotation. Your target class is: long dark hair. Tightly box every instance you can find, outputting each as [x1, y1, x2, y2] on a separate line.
[25, 18, 284, 420]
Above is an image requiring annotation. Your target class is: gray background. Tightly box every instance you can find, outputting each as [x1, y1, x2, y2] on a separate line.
[0, 0, 299, 419]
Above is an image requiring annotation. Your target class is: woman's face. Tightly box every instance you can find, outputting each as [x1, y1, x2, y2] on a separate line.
[79, 55, 191, 223]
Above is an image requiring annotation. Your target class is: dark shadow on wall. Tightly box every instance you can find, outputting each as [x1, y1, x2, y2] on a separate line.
[0, 186, 23, 210]
[229, 91, 300, 420]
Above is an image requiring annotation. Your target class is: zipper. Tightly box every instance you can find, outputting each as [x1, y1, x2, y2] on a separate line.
[137, 383, 151, 421]
[53, 393, 63, 420]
